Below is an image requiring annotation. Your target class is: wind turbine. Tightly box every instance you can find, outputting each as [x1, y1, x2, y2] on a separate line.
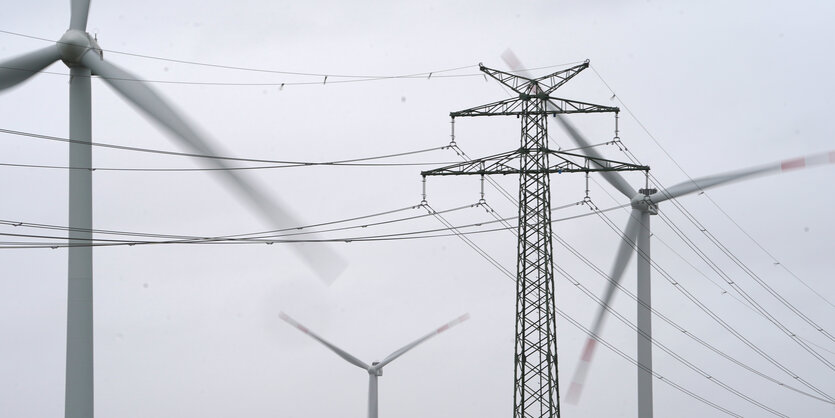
[501, 51, 834, 417]
[561, 130, 833, 416]
[0, 1, 345, 417]
[279, 312, 469, 418]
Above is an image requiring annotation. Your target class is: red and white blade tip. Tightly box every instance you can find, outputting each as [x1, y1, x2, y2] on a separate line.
[566, 338, 598, 404]
[437, 313, 470, 333]
[278, 312, 310, 334]
[779, 151, 835, 172]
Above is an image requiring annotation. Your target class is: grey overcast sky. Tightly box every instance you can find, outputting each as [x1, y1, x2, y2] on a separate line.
[1, 1, 834, 417]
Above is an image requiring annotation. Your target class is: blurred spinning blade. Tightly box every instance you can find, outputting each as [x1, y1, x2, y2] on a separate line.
[81, 53, 347, 284]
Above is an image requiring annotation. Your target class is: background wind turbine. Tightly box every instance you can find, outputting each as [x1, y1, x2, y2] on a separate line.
[0, 1, 344, 417]
[279, 311, 469, 418]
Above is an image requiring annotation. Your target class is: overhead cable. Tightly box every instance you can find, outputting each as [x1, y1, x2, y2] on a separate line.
[0, 28, 583, 85]
[0, 127, 451, 166]
[422, 197, 746, 416]
[591, 201, 835, 401]
[0, 200, 601, 249]
[589, 64, 835, 312]
[448, 139, 835, 405]
[611, 141, 835, 366]
[477, 176, 833, 405]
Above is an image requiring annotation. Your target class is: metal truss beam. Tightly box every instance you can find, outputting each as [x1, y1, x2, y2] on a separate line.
[422, 149, 647, 177]
[450, 96, 619, 118]
[480, 61, 590, 96]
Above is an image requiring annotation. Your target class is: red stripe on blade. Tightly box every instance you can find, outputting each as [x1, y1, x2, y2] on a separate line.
[781, 158, 806, 171]
[581, 338, 597, 362]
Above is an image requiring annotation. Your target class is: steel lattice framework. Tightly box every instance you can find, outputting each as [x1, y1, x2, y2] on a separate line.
[422, 62, 647, 418]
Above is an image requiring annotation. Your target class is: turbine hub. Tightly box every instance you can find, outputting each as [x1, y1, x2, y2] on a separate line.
[58, 30, 102, 67]
[631, 192, 659, 215]
[371, 361, 383, 376]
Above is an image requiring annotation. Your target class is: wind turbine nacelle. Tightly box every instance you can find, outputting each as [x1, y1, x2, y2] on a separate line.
[58, 29, 102, 67]
[371, 362, 383, 376]
[630, 189, 659, 215]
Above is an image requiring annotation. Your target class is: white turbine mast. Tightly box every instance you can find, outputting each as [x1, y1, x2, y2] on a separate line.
[502, 50, 834, 418]
[279, 312, 469, 418]
[0, 2, 346, 417]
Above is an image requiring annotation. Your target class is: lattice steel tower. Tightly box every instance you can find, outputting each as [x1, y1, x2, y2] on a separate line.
[422, 62, 646, 417]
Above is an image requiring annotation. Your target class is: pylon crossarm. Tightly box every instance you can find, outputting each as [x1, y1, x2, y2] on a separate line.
[531, 62, 590, 95]
[546, 149, 649, 173]
[422, 149, 647, 176]
[451, 96, 524, 117]
[545, 97, 619, 114]
[478, 64, 534, 94]
[451, 96, 618, 118]
[479, 62, 589, 96]
[421, 149, 519, 176]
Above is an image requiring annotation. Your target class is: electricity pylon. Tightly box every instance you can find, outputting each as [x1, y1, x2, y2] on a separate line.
[422, 62, 647, 417]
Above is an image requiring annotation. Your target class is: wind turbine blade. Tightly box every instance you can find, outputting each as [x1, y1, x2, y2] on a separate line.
[653, 151, 835, 203]
[70, 0, 92, 31]
[80, 53, 346, 283]
[566, 209, 641, 404]
[501, 49, 635, 199]
[279, 312, 371, 370]
[0, 45, 61, 93]
[373, 313, 469, 370]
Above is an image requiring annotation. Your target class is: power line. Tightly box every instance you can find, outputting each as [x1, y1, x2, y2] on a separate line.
[586, 174, 835, 360]
[458, 110, 832, 401]
[668, 195, 835, 342]
[449, 138, 835, 402]
[575, 67, 835, 384]
[1, 204, 423, 241]
[0, 63, 484, 87]
[0, 203, 430, 242]
[422, 202, 515, 279]
[545, 203, 835, 405]
[0, 28, 584, 85]
[0, 28, 478, 79]
[0, 159, 459, 172]
[474, 172, 833, 405]
[590, 201, 835, 402]
[588, 64, 835, 313]
[421, 197, 746, 416]
[655, 199, 835, 363]
[436, 141, 827, 410]
[558, 261, 790, 416]
[0, 127, 451, 166]
[611, 142, 835, 366]
[587, 173, 835, 364]
[0, 200, 600, 249]
[588, 174, 741, 302]
[554, 307, 743, 417]
[455, 104, 835, 402]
